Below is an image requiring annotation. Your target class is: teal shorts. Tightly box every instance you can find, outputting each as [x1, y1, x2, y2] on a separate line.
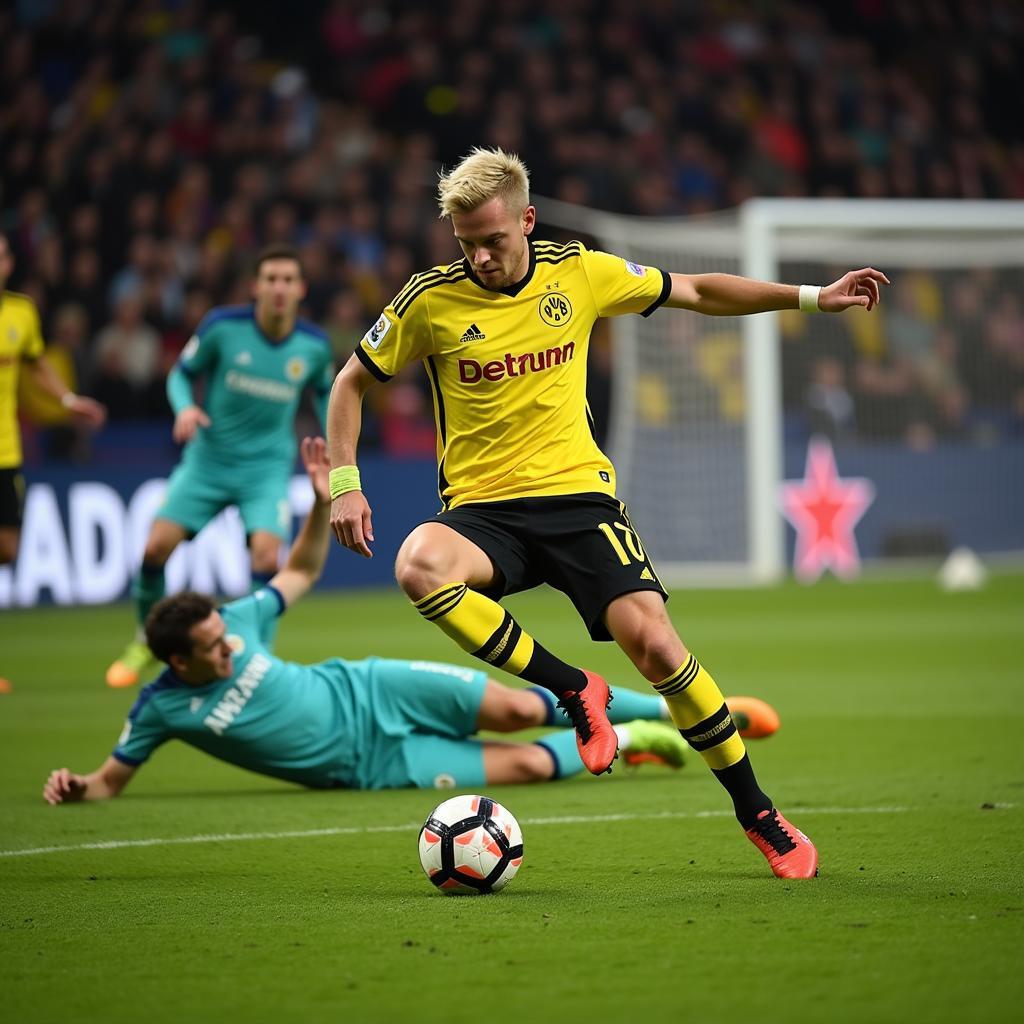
[355, 658, 489, 791]
[158, 457, 292, 540]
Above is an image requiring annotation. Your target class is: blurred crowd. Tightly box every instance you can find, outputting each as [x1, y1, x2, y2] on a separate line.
[2, 0, 1023, 461]
[788, 269, 1024, 449]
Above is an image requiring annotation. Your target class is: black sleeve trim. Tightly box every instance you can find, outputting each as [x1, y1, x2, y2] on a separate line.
[354, 344, 393, 382]
[265, 584, 286, 617]
[112, 750, 145, 766]
[640, 269, 672, 318]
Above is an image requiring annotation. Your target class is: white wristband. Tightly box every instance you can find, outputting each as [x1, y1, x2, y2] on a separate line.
[799, 285, 821, 313]
[61, 392, 78, 409]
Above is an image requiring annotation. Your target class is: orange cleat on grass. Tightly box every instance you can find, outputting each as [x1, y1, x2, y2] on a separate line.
[727, 696, 781, 739]
[745, 808, 819, 878]
[105, 640, 157, 689]
[557, 670, 618, 775]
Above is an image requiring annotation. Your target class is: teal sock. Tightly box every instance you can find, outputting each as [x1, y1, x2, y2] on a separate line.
[132, 560, 166, 628]
[529, 683, 667, 726]
[605, 686, 669, 724]
[527, 686, 560, 725]
[252, 571, 278, 645]
[534, 731, 586, 779]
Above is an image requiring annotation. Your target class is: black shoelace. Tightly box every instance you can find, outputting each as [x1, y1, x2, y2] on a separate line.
[752, 810, 797, 855]
[556, 692, 592, 742]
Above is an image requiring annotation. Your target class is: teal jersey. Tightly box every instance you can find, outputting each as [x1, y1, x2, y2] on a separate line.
[177, 305, 333, 467]
[112, 588, 363, 788]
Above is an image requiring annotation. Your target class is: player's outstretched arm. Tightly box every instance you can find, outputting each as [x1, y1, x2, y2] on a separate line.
[167, 363, 211, 443]
[270, 437, 333, 607]
[29, 356, 107, 428]
[664, 267, 889, 316]
[327, 355, 377, 559]
[43, 757, 137, 805]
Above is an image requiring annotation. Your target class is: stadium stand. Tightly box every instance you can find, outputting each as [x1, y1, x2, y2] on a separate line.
[3, 0, 1023, 458]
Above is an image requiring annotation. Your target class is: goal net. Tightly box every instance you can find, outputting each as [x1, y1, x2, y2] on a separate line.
[535, 198, 1024, 583]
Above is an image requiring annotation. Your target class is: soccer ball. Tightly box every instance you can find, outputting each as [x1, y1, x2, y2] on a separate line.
[418, 794, 524, 895]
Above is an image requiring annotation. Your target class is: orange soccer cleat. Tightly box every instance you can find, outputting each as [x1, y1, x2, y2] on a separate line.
[557, 671, 618, 775]
[105, 639, 157, 689]
[727, 696, 781, 739]
[745, 808, 819, 879]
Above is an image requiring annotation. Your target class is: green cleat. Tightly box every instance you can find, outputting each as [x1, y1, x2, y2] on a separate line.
[621, 719, 689, 769]
[105, 639, 157, 689]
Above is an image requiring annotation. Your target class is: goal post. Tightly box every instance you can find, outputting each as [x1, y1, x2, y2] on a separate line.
[535, 196, 1024, 585]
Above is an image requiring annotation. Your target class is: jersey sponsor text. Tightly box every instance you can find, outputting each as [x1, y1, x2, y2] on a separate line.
[224, 370, 297, 403]
[458, 341, 576, 384]
[203, 652, 272, 736]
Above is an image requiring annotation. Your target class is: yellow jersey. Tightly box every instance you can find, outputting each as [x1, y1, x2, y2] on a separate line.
[0, 291, 45, 468]
[356, 240, 670, 509]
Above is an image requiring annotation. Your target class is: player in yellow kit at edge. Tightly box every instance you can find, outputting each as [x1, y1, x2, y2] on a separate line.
[327, 148, 888, 879]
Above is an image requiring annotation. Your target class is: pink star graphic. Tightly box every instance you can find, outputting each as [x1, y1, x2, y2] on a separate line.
[779, 438, 875, 582]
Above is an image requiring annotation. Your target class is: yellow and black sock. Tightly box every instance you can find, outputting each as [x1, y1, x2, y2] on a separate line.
[654, 654, 771, 828]
[414, 583, 587, 697]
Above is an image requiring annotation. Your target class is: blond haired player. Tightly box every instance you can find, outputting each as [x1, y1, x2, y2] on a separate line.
[0, 233, 106, 566]
[327, 148, 888, 879]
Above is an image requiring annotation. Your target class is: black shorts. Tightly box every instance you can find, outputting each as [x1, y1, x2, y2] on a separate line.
[425, 492, 668, 641]
[0, 467, 26, 528]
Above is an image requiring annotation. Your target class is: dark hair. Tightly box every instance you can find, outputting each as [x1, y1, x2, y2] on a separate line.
[253, 243, 303, 278]
[145, 591, 216, 663]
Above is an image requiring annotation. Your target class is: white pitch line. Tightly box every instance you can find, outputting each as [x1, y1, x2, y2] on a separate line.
[0, 804, 922, 859]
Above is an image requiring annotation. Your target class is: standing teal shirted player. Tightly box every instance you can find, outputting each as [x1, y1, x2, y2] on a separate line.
[106, 245, 333, 689]
[46, 438, 738, 802]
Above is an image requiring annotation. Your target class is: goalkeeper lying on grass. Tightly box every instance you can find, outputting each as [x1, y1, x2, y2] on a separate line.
[44, 437, 777, 803]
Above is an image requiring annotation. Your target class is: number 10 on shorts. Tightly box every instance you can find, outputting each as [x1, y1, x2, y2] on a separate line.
[598, 521, 646, 565]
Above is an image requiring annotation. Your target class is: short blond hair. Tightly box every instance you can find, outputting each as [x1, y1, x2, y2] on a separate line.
[437, 147, 530, 218]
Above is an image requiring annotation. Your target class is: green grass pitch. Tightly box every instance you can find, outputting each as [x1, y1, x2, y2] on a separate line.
[2, 573, 1023, 1024]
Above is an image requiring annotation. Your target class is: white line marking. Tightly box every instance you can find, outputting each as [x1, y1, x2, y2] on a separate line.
[0, 804, 926, 859]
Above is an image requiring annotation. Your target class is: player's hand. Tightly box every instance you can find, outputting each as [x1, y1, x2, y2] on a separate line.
[819, 268, 890, 313]
[43, 768, 88, 805]
[301, 436, 331, 504]
[331, 490, 374, 558]
[173, 405, 211, 444]
[67, 395, 107, 429]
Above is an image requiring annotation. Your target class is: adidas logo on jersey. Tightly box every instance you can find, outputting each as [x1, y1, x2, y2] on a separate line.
[234, 350, 253, 365]
[459, 323, 486, 343]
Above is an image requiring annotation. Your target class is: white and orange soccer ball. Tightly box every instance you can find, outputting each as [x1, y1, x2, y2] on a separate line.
[418, 794, 524, 895]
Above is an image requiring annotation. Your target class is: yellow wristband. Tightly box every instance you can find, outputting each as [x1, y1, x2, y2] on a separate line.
[329, 466, 361, 500]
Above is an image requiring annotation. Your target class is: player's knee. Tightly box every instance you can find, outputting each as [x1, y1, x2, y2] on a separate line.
[248, 532, 280, 574]
[624, 627, 687, 683]
[496, 691, 543, 732]
[142, 537, 173, 565]
[394, 541, 457, 599]
[249, 548, 279, 575]
[514, 744, 555, 783]
[143, 522, 183, 565]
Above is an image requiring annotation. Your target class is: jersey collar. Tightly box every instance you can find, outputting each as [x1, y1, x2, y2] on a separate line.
[252, 305, 296, 347]
[462, 240, 537, 298]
